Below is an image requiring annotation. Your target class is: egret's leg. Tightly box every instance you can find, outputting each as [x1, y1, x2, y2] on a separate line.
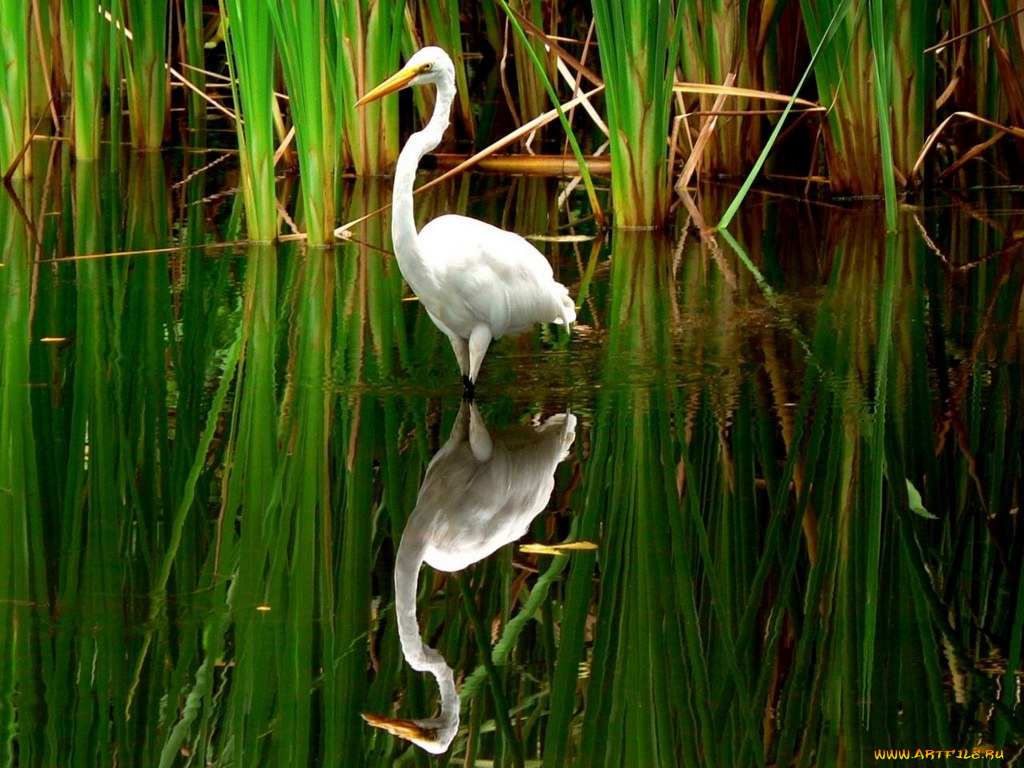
[467, 401, 493, 461]
[467, 324, 493, 384]
[449, 398, 471, 441]
[446, 333, 470, 378]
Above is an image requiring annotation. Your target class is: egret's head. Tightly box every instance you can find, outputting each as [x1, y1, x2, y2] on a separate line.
[362, 712, 457, 755]
[356, 46, 455, 107]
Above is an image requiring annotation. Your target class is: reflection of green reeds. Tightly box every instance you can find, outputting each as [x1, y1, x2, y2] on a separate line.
[547, 233, 696, 765]
[0, 179, 46, 763]
[336, 178, 413, 383]
[7, 146, 1024, 767]
[55, 160, 132, 764]
[124, 154, 173, 515]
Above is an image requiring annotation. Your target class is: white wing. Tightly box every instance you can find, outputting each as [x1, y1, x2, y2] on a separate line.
[417, 214, 575, 339]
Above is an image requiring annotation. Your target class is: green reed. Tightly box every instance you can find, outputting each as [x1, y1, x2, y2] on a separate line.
[947, 0, 1024, 144]
[63, 0, 108, 160]
[119, 0, 170, 149]
[336, 0, 405, 173]
[266, 0, 339, 244]
[221, 0, 279, 240]
[9, 0, 1022, 207]
[798, 0, 933, 202]
[495, 0, 603, 227]
[676, 0, 762, 175]
[180, 0, 208, 137]
[409, 0, 473, 140]
[498, 0, 554, 137]
[589, 0, 681, 227]
[0, 3, 31, 177]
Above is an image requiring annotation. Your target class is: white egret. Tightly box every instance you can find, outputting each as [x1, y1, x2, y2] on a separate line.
[355, 47, 576, 395]
[364, 401, 577, 753]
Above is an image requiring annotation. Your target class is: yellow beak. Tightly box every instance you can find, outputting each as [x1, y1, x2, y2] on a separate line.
[355, 63, 426, 107]
[362, 712, 437, 742]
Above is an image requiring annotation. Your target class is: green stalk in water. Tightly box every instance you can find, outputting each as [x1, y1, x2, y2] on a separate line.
[63, 0, 108, 160]
[336, 0, 405, 173]
[589, 0, 681, 227]
[798, 0, 933, 201]
[0, 3, 31, 176]
[119, 0, 170, 149]
[221, 0, 279, 241]
[266, 0, 339, 244]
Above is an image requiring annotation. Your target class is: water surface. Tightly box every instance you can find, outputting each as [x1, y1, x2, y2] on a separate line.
[1, 148, 1022, 766]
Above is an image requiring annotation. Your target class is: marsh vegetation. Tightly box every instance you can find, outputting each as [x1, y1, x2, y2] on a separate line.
[1, 2, 1023, 766]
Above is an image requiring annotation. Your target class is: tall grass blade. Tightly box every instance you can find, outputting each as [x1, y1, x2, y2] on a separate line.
[495, 0, 604, 226]
[121, 0, 170, 149]
[336, 0, 405, 173]
[266, 0, 338, 244]
[587, 0, 679, 226]
[0, 3, 32, 177]
[221, 0, 278, 240]
[718, 2, 848, 231]
[868, 1, 898, 229]
[63, 0, 108, 159]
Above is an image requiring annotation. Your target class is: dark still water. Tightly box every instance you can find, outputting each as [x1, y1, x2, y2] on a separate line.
[1, 154, 1022, 766]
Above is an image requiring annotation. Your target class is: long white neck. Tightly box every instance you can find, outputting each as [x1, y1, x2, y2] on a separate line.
[391, 76, 456, 290]
[394, 533, 460, 728]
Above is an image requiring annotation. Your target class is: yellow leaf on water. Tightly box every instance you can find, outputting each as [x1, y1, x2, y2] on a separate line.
[520, 541, 598, 555]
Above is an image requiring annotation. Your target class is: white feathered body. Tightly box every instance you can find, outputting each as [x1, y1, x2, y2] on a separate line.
[413, 214, 575, 342]
[366, 46, 576, 385]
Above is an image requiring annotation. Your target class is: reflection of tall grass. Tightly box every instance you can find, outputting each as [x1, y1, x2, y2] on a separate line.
[8, 143, 1024, 767]
[336, 178, 414, 383]
[122, 154, 173, 557]
[0, 178, 46, 763]
[544, 206, 1024, 764]
[574, 233, 699, 764]
[55, 160, 134, 765]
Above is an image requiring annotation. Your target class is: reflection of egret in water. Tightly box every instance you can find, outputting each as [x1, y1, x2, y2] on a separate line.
[364, 400, 577, 754]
